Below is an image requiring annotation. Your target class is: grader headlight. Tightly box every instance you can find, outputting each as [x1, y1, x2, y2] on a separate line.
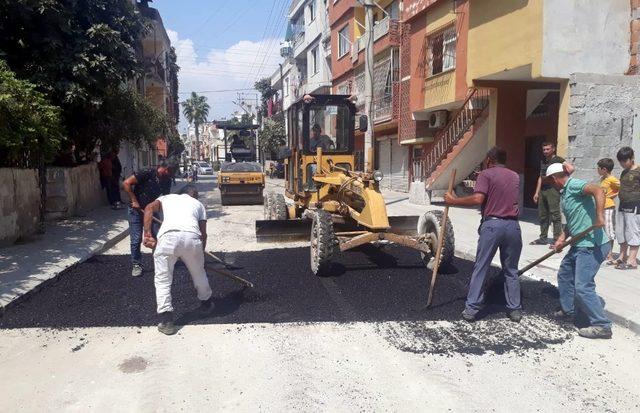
[373, 170, 384, 182]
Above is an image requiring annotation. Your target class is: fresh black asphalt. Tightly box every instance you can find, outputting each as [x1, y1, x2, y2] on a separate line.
[1, 245, 566, 327]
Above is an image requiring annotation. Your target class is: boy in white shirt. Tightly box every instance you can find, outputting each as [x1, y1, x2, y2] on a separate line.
[143, 185, 213, 335]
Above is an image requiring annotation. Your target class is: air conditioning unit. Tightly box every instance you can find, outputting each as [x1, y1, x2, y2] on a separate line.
[428, 110, 448, 129]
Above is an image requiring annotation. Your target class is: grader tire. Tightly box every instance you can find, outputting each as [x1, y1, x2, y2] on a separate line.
[263, 192, 275, 219]
[273, 193, 288, 220]
[418, 210, 455, 268]
[310, 210, 336, 276]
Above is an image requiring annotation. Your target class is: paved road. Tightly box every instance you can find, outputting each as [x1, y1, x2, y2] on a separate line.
[1, 176, 639, 411]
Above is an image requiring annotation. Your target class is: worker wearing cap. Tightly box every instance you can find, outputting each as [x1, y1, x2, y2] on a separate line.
[545, 163, 611, 339]
[143, 184, 213, 336]
[444, 146, 523, 323]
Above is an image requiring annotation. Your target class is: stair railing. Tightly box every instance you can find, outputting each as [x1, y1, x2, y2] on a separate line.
[417, 87, 490, 183]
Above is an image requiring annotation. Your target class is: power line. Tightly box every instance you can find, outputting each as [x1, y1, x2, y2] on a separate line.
[244, 0, 279, 88]
[177, 88, 258, 95]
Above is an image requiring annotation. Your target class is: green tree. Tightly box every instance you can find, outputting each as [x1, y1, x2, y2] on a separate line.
[0, 0, 150, 162]
[0, 60, 62, 167]
[254, 77, 276, 120]
[259, 117, 286, 160]
[182, 92, 210, 160]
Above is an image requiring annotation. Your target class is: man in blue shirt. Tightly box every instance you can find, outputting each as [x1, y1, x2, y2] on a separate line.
[545, 163, 611, 339]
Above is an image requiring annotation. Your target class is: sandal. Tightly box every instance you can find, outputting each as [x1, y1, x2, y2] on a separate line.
[615, 263, 638, 270]
[530, 238, 548, 245]
[607, 259, 622, 266]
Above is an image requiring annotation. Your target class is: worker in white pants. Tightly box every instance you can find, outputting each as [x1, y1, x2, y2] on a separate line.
[143, 185, 213, 335]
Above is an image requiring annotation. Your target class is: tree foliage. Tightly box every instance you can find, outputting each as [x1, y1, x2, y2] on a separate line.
[182, 92, 209, 159]
[0, 60, 62, 167]
[254, 77, 276, 119]
[168, 46, 180, 124]
[259, 117, 286, 159]
[0, 0, 168, 163]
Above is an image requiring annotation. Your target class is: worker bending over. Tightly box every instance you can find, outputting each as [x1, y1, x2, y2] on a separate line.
[143, 185, 213, 335]
[445, 147, 523, 323]
[545, 163, 611, 339]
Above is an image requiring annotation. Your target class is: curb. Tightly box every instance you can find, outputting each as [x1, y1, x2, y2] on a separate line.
[454, 247, 640, 336]
[0, 184, 188, 315]
[0, 225, 129, 316]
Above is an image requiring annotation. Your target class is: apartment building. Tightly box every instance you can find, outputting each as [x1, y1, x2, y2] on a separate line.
[404, 0, 637, 207]
[272, 0, 333, 111]
[273, 0, 639, 200]
[118, 0, 179, 177]
[329, 0, 405, 191]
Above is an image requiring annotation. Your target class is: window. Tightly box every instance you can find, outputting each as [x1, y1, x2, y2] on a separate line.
[308, 104, 350, 153]
[338, 25, 350, 57]
[308, 1, 315, 22]
[310, 46, 318, 75]
[385, 1, 399, 20]
[427, 26, 456, 76]
[284, 77, 289, 97]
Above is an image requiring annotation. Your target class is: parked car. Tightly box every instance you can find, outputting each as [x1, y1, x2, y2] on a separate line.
[195, 161, 213, 175]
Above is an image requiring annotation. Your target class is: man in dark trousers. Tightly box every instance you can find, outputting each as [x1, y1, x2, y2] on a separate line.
[123, 162, 173, 277]
[444, 147, 523, 322]
[531, 142, 575, 245]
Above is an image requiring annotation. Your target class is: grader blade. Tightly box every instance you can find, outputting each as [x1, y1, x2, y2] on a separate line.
[255, 219, 312, 242]
[388, 216, 420, 236]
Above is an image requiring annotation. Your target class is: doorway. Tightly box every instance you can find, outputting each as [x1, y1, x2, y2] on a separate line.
[524, 136, 546, 209]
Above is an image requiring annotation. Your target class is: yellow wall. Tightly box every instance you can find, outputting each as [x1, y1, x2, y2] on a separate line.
[556, 80, 569, 157]
[467, 0, 543, 83]
[354, 8, 365, 38]
[423, 1, 457, 110]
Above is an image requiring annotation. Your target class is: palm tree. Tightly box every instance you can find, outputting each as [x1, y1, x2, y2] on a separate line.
[182, 92, 210, 160]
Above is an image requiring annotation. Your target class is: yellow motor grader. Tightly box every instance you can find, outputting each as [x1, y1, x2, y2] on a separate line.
[256, 94, 454, 276]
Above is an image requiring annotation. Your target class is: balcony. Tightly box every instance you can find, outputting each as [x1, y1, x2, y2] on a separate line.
[350, 17, 392, 62]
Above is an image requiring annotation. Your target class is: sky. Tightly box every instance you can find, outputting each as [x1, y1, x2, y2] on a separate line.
[151, 0, 288, 132]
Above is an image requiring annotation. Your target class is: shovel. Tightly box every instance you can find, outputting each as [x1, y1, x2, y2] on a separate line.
[517, 225, 597, 276]
[151, 216, 254, 288]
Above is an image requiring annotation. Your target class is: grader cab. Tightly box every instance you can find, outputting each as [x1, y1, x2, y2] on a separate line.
[257, 94, 454, 276]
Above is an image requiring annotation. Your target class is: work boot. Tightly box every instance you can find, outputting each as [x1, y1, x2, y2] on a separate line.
[507, 309, 522, 323]
[461, 309, 476, 322]
[578, 326, 612, 339]
[553, 309, 573, 320]
[157, 312, 177, 335]
[131, 264, 143, 277]
[197, 297, 215, 317]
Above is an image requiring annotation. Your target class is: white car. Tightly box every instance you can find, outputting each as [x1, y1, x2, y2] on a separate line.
[195, 162, 213, 175]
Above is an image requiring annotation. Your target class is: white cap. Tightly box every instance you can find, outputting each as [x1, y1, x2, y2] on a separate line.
[546, 163, 564, 176]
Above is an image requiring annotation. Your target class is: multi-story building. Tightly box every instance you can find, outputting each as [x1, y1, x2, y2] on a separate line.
[118, 0, 179, 177]
[271, 0, 333, 121]
[403, 0, 637, 207]
[328, 0, 405, 190]
[273, 0, 639, 202]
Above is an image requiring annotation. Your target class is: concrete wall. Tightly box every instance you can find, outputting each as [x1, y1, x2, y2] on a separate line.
[0, 169, 40, 245]
[46, 163, 106, 220]
[542, 0, 629, 78]
[567, 73, 640, 181]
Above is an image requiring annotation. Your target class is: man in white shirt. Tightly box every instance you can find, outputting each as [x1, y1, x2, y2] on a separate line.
[143, 185, 213, 335]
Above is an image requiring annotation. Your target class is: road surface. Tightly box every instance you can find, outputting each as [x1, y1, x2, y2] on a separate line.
[1, 176, 639, 412]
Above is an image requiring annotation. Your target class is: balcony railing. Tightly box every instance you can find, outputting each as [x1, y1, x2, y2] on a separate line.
[373, 17, 390, 42]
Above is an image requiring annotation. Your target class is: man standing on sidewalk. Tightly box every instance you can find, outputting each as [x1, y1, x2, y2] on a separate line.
[142, 185, 213, 335]
[123, 162, 173, 277]
[444, 147, 523, 323]
[545, 163, 612, 339]
[531, 142, 575, 246]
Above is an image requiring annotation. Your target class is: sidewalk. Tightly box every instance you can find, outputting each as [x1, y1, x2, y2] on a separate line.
[380, 188, 640, 334]
[0, 205, 129, 309]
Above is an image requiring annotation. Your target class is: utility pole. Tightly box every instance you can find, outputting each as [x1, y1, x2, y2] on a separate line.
[363, 0, 375, 172]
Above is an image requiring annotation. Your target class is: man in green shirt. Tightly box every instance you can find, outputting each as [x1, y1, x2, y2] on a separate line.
[545, 163, 611, 339]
